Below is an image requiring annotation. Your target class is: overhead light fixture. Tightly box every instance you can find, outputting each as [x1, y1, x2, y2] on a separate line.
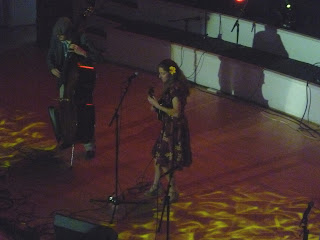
[285, 0, 291, 9]
[233, 0, 248, 8]
[232, 0, 249, 17]
[234, 0, 247, 4]
[282, 0, 296, 29]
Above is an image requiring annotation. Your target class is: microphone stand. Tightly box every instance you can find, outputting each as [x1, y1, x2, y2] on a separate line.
[230, 0, 249, 46]
[203, 11, 208, 39]
[299, 202, 314, 240]
[231, 19, 240, 46]
[217, 14, 222, 39]
[157, 165, 179, 240]
[301, 225, 309, 240]
[90, 75, 147, 224]
[251, 22, 256, 35]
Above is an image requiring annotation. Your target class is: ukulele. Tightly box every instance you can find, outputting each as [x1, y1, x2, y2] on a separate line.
[148, 87, 164, 121]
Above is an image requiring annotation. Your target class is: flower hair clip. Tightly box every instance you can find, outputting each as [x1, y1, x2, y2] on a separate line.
[169, 66, 176, 75]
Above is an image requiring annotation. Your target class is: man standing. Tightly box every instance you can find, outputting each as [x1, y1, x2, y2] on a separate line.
[47, 17, 102, 159]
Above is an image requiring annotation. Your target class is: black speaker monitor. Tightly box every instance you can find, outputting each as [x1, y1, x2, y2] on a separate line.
[54, 214, 118, 240]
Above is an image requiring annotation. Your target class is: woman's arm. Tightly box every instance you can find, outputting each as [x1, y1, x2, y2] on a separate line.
[148, 96, 180, 118]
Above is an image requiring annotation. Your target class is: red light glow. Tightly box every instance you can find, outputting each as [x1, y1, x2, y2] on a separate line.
[77, 63, 94, 69]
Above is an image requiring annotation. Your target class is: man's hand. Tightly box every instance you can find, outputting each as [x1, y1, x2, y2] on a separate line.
[51, 68, 61, 78]
[69, 44, 87, 57]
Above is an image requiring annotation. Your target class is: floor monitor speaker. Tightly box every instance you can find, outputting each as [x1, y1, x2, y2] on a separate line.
[54, 214, 118, 240]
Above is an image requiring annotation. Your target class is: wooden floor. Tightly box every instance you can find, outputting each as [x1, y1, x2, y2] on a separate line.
[1, 40, 320, 240]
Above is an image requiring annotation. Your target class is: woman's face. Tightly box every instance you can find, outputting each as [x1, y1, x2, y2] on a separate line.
[158, 67, 170, 83]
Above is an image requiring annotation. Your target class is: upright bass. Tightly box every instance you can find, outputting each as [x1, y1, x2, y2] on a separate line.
[48, 52, 96, 149]
[48, 5, 99, 149]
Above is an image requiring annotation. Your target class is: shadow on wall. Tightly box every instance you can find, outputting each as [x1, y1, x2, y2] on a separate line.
[252, 25, 289, 59]
[218, 56, 269, 108]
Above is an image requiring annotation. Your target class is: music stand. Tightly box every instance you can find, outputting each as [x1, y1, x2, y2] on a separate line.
[90, 73, 147, 224]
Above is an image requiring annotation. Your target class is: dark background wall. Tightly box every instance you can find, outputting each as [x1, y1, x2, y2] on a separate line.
[4, 0, 320, 48]
[165, 0, 320, 38]
[36, 0, 73, 48]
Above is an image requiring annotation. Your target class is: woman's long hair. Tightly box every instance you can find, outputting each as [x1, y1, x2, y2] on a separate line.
[158, 59, 190, 96]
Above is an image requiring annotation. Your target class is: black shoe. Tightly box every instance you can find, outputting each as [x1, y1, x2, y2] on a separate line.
[59, 142, 72, 150]
[144, 183, 163, 197]
[85, 150, 95, 160]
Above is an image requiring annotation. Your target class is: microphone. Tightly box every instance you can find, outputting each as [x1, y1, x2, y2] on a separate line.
[300, 201, 314, 226]
[128, 72, 139, 81]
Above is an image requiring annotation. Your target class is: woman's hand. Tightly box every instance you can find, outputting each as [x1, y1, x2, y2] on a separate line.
[148, 95, 160, 109]
[148, 96, 180, 118]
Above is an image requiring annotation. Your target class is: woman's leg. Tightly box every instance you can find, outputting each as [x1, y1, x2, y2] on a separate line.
[145, 160, 162, 196]
[152, 161, 161, 187]
[162, 167, 177, 193]
[162, 166, 179, 203]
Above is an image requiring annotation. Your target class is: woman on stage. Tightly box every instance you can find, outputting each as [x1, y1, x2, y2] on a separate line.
[146, 59, 192, 203]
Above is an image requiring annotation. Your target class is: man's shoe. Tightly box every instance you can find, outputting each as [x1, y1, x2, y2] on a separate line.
[85, 150, 95, 160]
[59, 142, 72, 150]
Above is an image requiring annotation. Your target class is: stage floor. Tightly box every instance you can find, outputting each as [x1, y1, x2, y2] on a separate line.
[1, 41, 320, 240]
